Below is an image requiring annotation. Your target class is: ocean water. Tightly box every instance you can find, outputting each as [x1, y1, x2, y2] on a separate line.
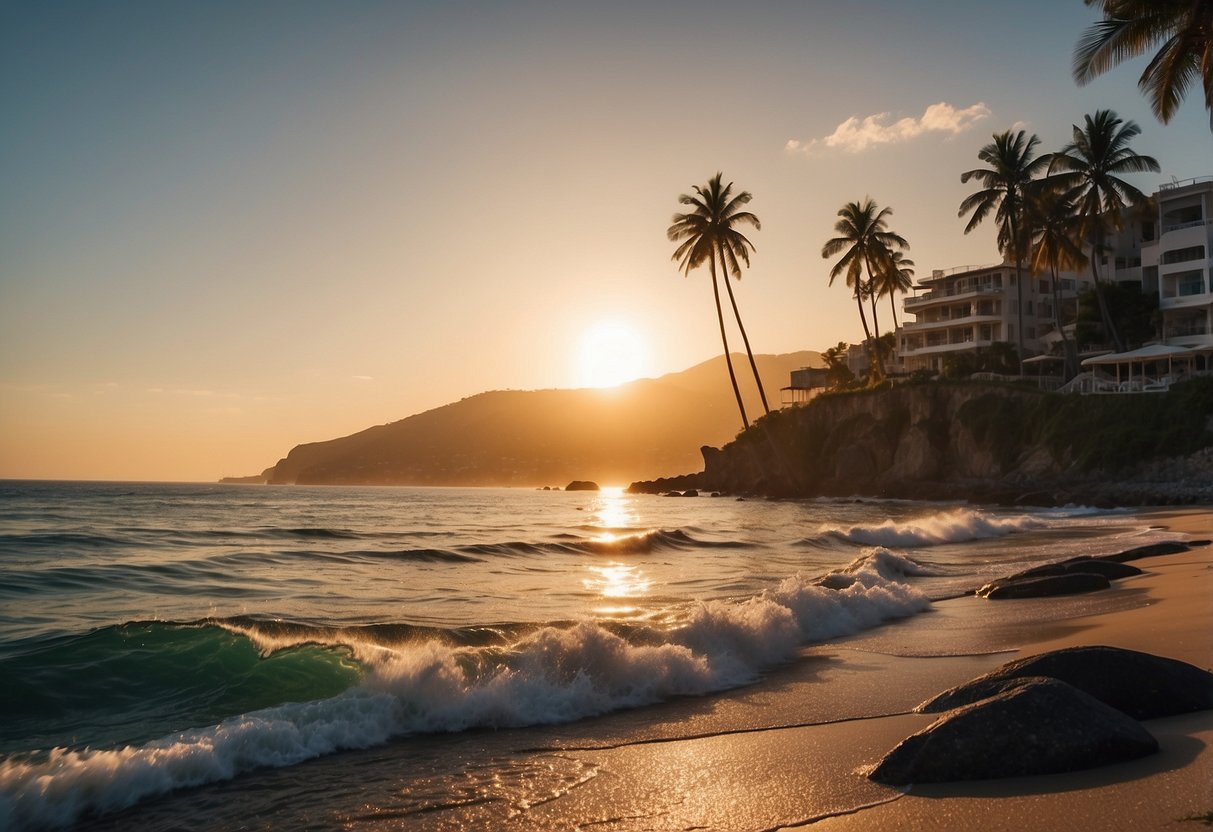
[0, 481, 1179, 830]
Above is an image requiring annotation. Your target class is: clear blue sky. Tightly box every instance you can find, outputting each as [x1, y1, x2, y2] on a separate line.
[2, 1, 1209, 480]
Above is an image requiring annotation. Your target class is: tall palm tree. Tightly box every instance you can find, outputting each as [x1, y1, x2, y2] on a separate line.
[668, 174, 756, 430]
[1027, 184, 1087, 377]
[959, 130, 1050, 365]
[708, 177, 769, 416]
[821, 198, 907, 380]
[878, 248, 916, 332]
[1073, 0, 1213, 130]
[1046, 109, 1160, 352]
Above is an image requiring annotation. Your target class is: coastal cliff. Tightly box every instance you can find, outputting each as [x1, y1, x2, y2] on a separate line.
[630, 379, 1213, 506]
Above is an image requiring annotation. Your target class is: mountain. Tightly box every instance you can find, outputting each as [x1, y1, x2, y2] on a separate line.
[241, 351, 823, 486]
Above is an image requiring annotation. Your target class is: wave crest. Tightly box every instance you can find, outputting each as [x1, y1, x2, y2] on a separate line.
[819, 508, 1044, 548]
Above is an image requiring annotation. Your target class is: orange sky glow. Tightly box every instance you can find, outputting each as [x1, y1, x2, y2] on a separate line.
[1, 2, 1209, 481]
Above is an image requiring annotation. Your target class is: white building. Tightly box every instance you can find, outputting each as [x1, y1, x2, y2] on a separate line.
[895, 176, 1213, 373]
[894, 262, 1088, 374]
[1152, 177, 1213, 349]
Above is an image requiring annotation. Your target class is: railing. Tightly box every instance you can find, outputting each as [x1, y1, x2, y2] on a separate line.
[1159, 175, 1213, 192]
[1162, 218, 1213, 233]
[925, 263, 1003, 279]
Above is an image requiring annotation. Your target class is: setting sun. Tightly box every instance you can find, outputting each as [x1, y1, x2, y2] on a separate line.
[575, 321, 651, 389]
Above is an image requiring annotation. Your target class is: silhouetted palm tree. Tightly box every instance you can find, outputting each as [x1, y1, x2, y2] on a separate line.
[668, 173, 757, 429]
[1027, 185, 1087, 377]
[1073, 0, 1213, 129]
[959, 130, 1049, 365]
[821, 198, 907, 380]
[878, 248, 916, 332]
[707, 177, 769, 416]
[1046, 109, 1160, 352]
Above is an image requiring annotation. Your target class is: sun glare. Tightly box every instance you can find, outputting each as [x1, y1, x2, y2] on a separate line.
[576, 321, 650, 389]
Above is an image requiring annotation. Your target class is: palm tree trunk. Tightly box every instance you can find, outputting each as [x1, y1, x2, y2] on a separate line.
[863, 263, 886, 379]
[888, 293, 900, 331]
[1013, 256, 1026, 374]
[854, 290, 878, 380]
[1088, 251, 1125, 352]
[718, 244, 770, 416]
[1050, 264, 1076, 379]
[710, 253, 748, 430]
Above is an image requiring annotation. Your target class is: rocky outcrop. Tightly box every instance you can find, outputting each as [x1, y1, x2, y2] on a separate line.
[870, 677, 1159, 785]
[629, 379, 1213, 505]
[871, 646, 1213, 785]
[564, 480, 600, 492]
[917, 646, 1213, 719]
[976, 572, 1111, 599]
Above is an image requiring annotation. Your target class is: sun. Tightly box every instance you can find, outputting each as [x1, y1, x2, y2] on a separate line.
[576, 321, 650, 388]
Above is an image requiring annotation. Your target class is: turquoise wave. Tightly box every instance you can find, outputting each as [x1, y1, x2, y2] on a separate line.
[0, 621, 362, 754]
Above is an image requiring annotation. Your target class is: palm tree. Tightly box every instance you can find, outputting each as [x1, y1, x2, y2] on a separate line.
[668, 174, 756, 430]
[1046, 109, 1160, 352]
[1073, 0, 1213, 129]
[821, 198, 907, 380]
[959, 130, 1050, 365]
[1027, 184, 1087, 377]
[708, 177, 769, 416]
[877, 248, 916, 332]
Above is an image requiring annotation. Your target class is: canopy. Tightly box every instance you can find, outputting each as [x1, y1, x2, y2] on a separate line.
[1080, 344, 1192, 367]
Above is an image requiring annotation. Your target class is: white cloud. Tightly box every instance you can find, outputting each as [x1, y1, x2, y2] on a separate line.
[352, 375, 374, 381]
[788, 101, 991, 155]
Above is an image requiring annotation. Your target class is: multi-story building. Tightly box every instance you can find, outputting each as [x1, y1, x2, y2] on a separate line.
[895, 176, 1212, 374]
[1152, 177, 1213, 349]
[894, 262, 1087, 374]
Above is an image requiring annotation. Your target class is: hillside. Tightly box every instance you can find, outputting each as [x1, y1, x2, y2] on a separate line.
[238, 351, 823, 486]
[630, 378, 1213, 506]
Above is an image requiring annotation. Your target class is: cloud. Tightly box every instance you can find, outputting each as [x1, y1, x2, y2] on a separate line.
[352, 375, 374, 381]
[787, 101, 991, 155]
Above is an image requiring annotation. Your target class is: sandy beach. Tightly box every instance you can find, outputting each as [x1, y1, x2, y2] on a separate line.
[506, 507, 1213, 831]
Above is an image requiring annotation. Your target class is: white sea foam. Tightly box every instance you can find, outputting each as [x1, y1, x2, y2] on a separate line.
[0, 569, 929, 830]
[823, 507, 1046, 548]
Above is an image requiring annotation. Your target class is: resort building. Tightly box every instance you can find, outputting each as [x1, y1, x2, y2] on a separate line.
[893, 262, 1088, 375]
[895, 176, 1213, 374]
[1153, 177, 1213, 350]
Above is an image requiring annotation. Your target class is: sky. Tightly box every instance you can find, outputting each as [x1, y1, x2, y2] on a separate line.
[2, 1, 1210, 482]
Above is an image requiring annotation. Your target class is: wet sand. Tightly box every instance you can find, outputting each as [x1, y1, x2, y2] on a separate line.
[519, 507, 1213, 830]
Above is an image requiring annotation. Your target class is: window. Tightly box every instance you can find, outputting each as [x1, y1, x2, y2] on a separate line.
[1039, 280, 1050, 294]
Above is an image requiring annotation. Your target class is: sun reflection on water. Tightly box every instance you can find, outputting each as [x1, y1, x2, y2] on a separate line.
[589, 486, 636, 538]
[582, 562, 652, 599]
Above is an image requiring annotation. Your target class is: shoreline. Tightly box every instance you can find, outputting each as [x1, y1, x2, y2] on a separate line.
[516, 506, 1213, 830]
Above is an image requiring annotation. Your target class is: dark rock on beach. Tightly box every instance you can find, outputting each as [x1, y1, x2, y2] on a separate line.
[976, 572, 1111, 599]
[1104, 541, 1193, 563]
[1003, 557, 1143, 582]
[918, 646, 1213, 720]
[870, 677, 1159, 785]
[564, 480, 600, 492]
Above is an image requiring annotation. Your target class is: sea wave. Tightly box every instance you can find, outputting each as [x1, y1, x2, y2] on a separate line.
[814, 507, 1047, 548]
[0, 565, 929, 830]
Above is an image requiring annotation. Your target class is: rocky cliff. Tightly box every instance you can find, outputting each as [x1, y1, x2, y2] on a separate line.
[630, 379, 1213, 506]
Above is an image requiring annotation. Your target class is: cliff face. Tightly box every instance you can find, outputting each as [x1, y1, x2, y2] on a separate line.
[640, 380, 1213, 505]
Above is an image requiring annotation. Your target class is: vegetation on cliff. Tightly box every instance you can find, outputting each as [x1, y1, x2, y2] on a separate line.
[631, 378, 1213, 504]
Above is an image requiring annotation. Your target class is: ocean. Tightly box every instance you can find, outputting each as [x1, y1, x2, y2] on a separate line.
[0, 481, 1182, 830]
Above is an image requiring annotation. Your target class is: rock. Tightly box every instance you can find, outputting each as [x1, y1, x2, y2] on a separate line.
[1012, 558, 1142, 581]
[977, 572, 1110, 599]
[564, 481, 600, 492]
[1104, 541, 1191, 563]
[917, 645, 1213, 719]
[681, 489, 699, 497]
[870, 678, 1158, 785]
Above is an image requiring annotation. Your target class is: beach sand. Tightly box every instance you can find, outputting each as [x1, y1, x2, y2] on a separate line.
[514, 507, 1213, 831]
